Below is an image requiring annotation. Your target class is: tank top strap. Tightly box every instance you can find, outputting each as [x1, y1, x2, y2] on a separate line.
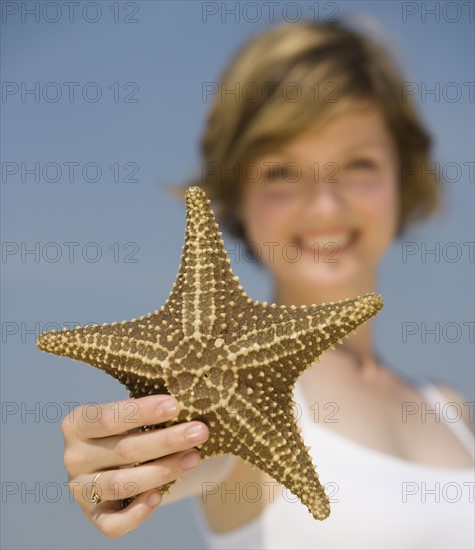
[399, 370, 475, 460]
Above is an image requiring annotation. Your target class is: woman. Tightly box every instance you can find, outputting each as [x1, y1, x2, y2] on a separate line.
[61, 20, 474, 548]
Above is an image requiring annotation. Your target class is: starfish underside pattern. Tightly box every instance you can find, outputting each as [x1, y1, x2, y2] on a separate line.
[37, 186, 383, 520]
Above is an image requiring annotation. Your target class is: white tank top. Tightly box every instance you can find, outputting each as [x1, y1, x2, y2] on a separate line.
[191, 372, 475, 549]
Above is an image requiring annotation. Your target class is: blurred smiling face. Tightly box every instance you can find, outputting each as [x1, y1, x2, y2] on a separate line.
[237, 103, 400, 294]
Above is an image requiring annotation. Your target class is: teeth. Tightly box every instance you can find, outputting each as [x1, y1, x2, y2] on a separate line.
[301, 233, 353, 249]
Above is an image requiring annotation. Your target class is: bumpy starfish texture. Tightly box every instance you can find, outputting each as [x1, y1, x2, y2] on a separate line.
[37, 186, 383, 520]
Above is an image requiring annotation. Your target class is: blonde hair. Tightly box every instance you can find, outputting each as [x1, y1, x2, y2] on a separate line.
[171, 19, 441, 249]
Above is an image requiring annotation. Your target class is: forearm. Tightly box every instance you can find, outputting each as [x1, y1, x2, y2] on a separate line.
[159, 454, 238, 506]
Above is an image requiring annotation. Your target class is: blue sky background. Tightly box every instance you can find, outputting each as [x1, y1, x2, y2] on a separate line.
[1, 1, 474, 548]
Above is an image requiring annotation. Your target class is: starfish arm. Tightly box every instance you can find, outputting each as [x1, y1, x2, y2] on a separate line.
[215, 293, 383, 377]
[166, 186, 248, 340]
[196, 389, 331, 520]
[36, 315, 173, 392]
[276, 293, 384, 378]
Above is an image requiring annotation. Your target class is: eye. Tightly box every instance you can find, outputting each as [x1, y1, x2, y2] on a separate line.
[263, 166, 288, 181]
[347, 158, 376, 170]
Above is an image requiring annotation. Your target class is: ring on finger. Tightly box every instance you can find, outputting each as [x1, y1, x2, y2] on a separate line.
[89, 471, 105, 505]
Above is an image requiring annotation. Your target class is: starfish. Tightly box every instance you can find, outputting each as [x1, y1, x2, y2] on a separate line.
[36, 186, 383, 520]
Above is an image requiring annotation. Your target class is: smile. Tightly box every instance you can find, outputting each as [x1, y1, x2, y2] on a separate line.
[295, 230, 359, 254]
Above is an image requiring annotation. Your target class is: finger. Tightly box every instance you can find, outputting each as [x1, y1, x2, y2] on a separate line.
[81, 420, 209, 472]
[89, 488, 163, 539]
[78, 448, 202, 503]
[63, 395, 180, 441]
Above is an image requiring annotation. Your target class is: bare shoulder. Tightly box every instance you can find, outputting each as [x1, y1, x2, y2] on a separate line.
[433, 382, 475, 435]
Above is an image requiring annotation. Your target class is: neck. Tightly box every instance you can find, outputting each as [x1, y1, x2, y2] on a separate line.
[271, 273, 383, 378]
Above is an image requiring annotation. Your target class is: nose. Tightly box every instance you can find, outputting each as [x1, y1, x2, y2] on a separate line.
[302, 178, 345, 216]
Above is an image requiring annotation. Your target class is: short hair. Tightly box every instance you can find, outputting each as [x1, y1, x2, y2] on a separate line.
[171, 19, 441, 254]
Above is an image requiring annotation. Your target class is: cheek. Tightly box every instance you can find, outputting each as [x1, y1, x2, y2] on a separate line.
[361, 177, 399, 252]
[241, 197, 296, 256]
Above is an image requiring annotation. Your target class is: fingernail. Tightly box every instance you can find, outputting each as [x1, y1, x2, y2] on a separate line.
[158, 397, 179, 417]
[186, 423, 207, 442]
[181, 451, 201, 470]
[146, 491, 162, 508]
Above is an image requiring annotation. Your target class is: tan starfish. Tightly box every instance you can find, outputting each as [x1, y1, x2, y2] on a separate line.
[36, 186, 383, 520]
